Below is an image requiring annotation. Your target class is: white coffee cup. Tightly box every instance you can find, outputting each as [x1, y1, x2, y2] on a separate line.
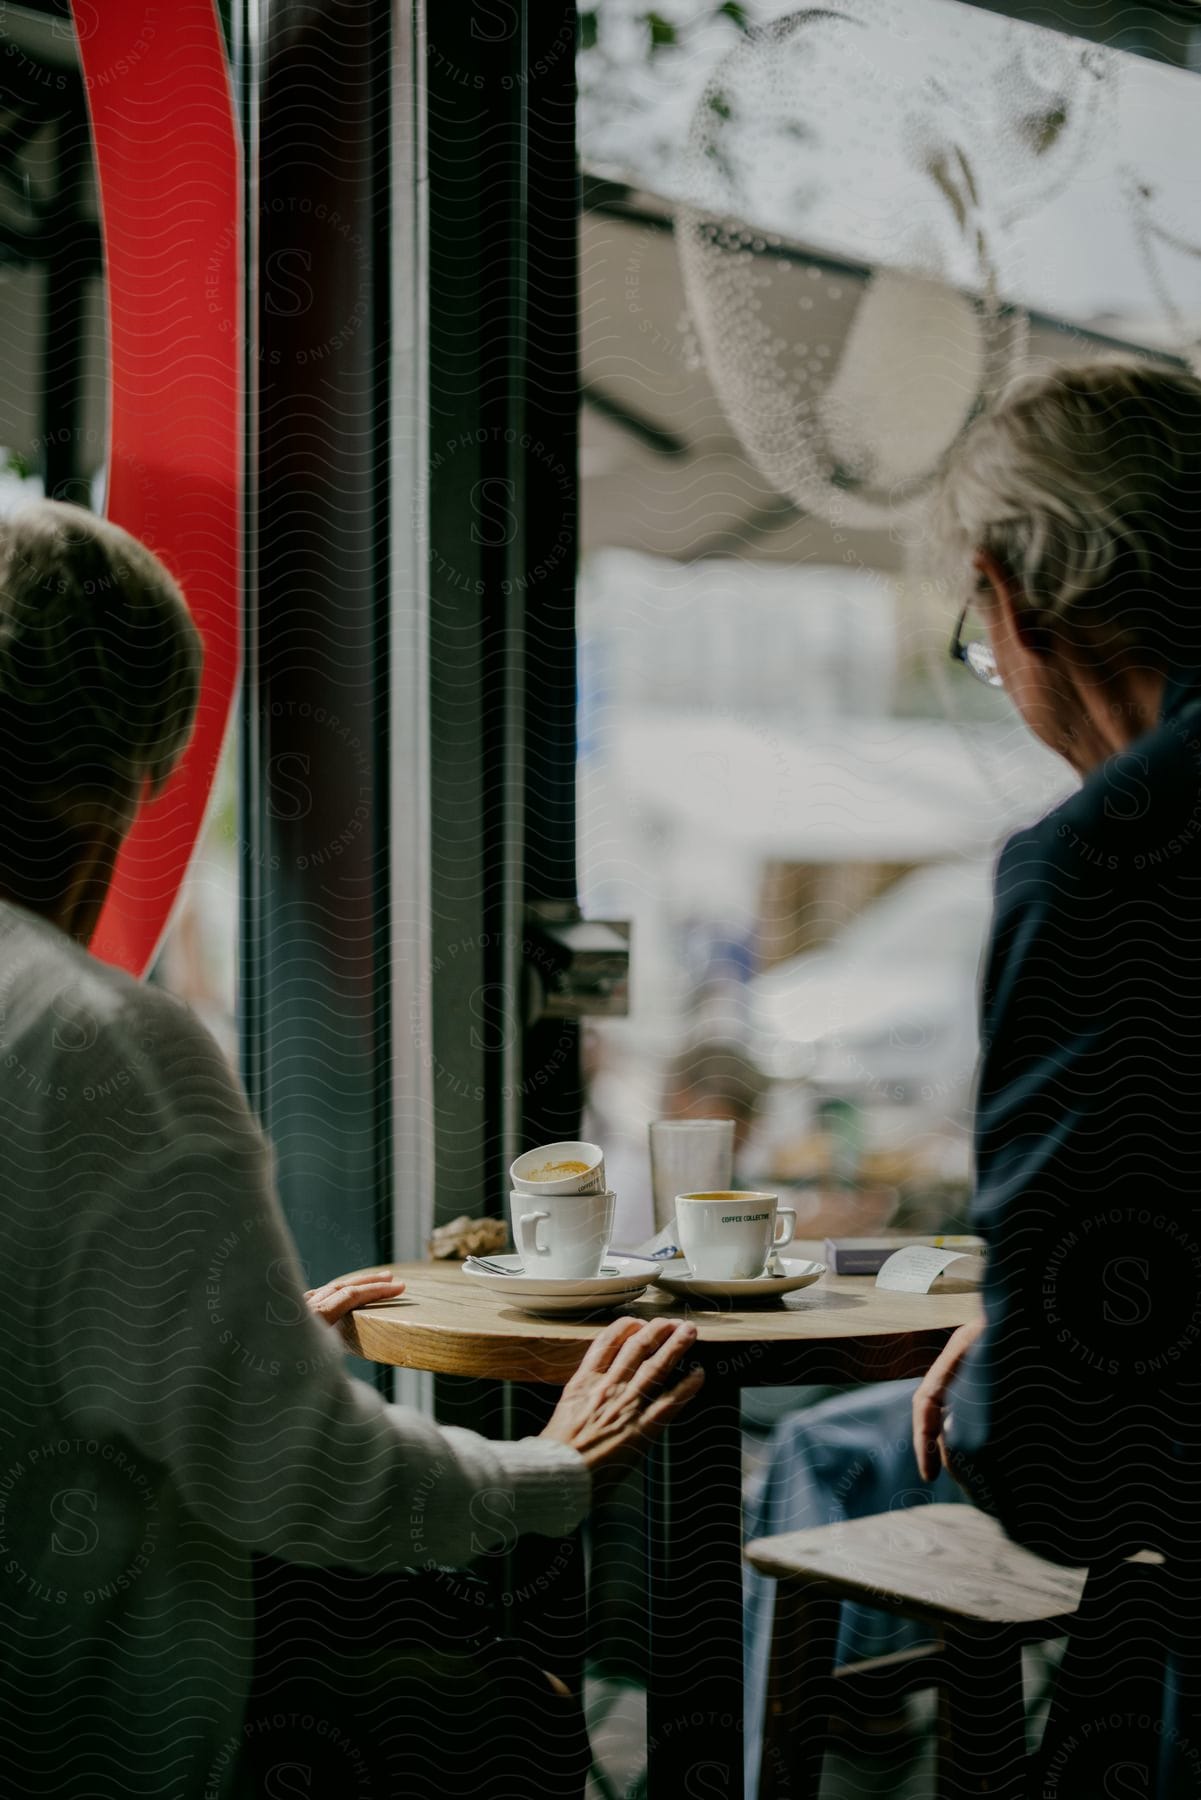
[510, 1140, 607, 1196]
[674, 1191, 797, 1281]
[511, 1187, 616, 1280]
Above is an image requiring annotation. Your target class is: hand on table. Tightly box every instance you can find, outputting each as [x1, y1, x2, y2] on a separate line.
[541, 1317, 704, 1487]
[304, 1269, 406, 1328]
[912, 1316, 985, 1482]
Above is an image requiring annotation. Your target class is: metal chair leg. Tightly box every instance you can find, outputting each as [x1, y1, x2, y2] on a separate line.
[939, 1623, 1028, 1800]
[759, 1587, 839, 1800]
[1033, 1557, 1169, 1800]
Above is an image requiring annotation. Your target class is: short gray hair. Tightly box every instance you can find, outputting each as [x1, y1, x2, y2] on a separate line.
[937, 359, 1201, 668]
[0, 500, 203, 809]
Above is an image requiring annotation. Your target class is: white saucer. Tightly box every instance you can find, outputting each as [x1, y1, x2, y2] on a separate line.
[462, 1253, 662, 1305]
[657, 1258, 827, 1303]
[499, 1287, 651, 1317]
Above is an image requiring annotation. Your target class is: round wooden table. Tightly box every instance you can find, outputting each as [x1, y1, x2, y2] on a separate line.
[344, 1254, 981, 1800]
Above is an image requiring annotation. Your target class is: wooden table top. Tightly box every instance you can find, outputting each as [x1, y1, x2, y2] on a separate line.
[341, 1251, 981, 1388]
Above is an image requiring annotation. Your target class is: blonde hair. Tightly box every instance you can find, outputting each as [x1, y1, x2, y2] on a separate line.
[0, 500, 203, 810]
[937, 359, 1201, 667]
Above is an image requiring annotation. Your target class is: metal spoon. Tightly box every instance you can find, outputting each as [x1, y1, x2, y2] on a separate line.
[466, 1255, 626, 1278]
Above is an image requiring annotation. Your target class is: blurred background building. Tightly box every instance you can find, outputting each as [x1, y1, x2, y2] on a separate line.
[573, 0, 1198, 1248]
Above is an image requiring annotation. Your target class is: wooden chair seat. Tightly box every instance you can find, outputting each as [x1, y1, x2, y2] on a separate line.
[746, 1502, 1086, 1633]
[746, 1505, 1088, 1799]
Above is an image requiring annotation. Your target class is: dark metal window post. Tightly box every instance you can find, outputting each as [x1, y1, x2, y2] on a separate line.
[423, 0, 600, 1682]
[425, 0, 590, 1232]
[236, 0, 599, 1363]
[237, 0, 397, 1363]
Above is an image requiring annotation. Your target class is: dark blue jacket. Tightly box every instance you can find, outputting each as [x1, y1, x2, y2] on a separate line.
[946, 670, 1201, 1566]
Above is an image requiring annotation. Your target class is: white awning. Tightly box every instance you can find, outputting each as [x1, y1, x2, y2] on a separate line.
[613, 711, 1073, 863]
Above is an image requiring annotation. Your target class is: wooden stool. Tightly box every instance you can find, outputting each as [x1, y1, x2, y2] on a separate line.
[746, 1503, 1087, 1800]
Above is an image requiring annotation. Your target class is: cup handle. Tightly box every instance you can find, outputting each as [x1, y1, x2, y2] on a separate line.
[773, 1209, 797, 1251]
[519, 1210, 551, 1261]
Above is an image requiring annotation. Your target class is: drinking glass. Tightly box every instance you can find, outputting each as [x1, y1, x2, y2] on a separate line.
[649, 1118, 735, 1232]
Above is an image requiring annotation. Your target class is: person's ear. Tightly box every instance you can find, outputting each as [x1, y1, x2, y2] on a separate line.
[972, 550, 1050, 658]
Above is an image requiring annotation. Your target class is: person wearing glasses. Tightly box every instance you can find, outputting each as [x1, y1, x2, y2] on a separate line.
[912, 360, 1201, 1788]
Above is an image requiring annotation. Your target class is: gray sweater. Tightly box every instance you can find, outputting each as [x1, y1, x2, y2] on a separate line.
[0, 899, 589, 1796]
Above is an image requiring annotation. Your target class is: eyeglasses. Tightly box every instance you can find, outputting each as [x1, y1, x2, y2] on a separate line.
[949, 604, 1002, 688]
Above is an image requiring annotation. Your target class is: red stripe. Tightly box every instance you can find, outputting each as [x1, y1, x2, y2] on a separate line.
[72, 0, 242, 975]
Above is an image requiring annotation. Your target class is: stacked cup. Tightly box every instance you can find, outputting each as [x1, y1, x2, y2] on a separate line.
[509, 1142, 615, 1279]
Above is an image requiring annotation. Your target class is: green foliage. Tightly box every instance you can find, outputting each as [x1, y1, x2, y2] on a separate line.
[1027, 104, 1067, 156]
[644, 12, 678, 52]
[585, 3, 755, 69]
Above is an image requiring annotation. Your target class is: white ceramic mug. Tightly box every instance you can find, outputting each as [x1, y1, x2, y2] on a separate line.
[674, 1191, 797, 1281]
[511, 1187, 616, 1280]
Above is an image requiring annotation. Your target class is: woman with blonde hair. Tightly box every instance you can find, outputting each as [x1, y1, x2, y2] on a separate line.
[914, 360, 1201, 1793]
[748, 363, 1201, 1799]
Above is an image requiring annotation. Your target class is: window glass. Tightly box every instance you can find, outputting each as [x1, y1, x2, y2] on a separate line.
[577, 0, 1199, 1247]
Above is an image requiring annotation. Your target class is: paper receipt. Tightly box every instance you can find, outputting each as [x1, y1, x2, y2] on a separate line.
[875, 1246, 984, 1293]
